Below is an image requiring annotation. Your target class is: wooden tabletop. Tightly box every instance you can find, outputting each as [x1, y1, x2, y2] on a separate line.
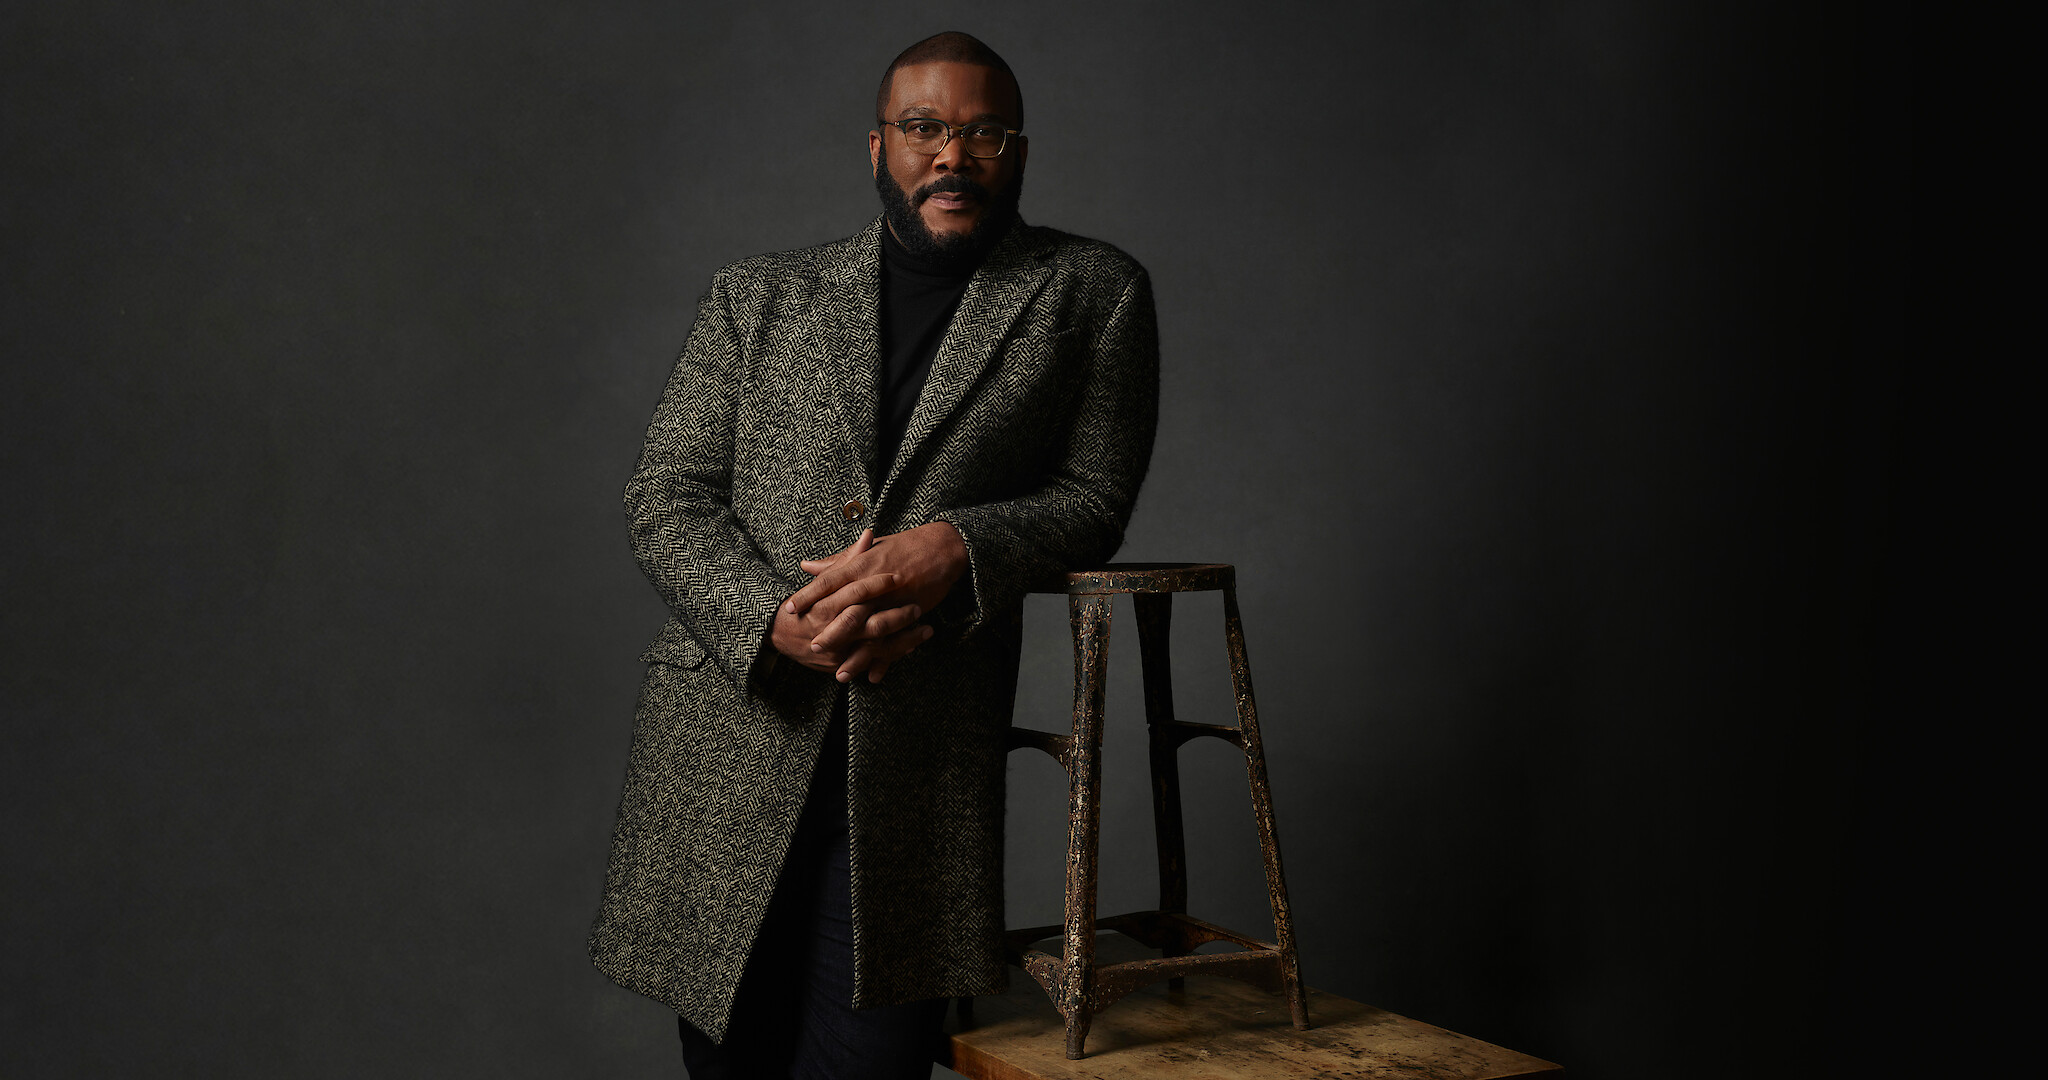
[940, 967, 1561, 1080]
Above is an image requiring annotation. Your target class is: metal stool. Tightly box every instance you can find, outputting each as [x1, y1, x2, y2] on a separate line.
[1002, 562, 1309, 1059]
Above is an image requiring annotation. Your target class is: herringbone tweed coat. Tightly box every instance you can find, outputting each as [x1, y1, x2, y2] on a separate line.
[589, 216, 1158, 1041]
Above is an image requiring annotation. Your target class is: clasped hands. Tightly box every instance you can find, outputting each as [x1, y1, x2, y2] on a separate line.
[771, 521, 968, 684]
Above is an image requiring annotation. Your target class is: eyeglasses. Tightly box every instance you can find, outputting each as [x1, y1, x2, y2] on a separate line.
[875, 118, 1022, 159]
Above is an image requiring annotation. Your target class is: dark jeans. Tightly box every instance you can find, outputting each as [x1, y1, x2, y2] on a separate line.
[679, 711, 947, 1079]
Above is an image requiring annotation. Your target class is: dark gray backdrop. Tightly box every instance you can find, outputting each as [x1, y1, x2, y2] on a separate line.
[5, 2, 1906, 1077]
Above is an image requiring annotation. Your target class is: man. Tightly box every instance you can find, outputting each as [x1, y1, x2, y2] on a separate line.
[590, 31, 1158, 1078]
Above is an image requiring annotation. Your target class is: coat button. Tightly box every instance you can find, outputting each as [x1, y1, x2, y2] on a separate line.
[841, 500, 865, 521]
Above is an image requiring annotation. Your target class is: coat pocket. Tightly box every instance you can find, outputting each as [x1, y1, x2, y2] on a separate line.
[637, 620, 709, 669]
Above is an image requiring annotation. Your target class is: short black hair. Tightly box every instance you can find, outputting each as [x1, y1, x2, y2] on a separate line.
[874, 31, 1024, 128]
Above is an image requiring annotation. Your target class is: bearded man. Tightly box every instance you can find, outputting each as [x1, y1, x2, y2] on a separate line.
[590, 30, 1158, 1078]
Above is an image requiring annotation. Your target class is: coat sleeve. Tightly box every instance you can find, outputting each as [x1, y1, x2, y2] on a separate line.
[935, 269, 1160, 635]
[623, 269, 791, 686]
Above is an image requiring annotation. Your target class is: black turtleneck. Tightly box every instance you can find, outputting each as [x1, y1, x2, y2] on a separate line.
[875, 225, 977, 487]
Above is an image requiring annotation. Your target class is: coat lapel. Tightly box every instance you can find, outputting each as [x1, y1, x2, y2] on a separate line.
[880, 220, 1055, 504]
[813, 219, 885, 489]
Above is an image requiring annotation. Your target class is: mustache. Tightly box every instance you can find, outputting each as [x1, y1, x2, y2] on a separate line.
[913, 175, 990, 206]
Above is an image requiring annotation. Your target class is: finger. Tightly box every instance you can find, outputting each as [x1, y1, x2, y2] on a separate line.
[865, 625, 936, 684]
[808, 572, 902, 626]
[802, 527, 877, 573]
[788, 567, 855, 615]
[789, 554, 880, 614]
[835, 641, 874, 683]
[839, 622, 931, 683]
[832, 599, 908, 683]
[809, 603, 872, 653]
[809, 572, 899, 625]
[861, 623, 934, 683]
[861, 604, 923, 639]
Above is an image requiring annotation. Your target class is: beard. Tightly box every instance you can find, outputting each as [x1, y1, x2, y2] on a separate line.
[874, 153, 1024, 272]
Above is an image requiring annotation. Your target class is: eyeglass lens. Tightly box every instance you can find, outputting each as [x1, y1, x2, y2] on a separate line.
[897, 121, 1007, 158]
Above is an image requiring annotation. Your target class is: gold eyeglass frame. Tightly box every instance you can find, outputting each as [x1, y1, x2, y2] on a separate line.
[875, 118, 1023, 159]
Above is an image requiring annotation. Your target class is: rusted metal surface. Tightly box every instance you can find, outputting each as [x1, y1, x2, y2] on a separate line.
[1059, 591, 1113, 1058]
[1053, 562, 1234, 595]
[1005, 910, 1293, 1019]
[1001, 562, 1308, 1059]
[1222, 583, 1309, 1032]
[1005, 725, 1073, 767]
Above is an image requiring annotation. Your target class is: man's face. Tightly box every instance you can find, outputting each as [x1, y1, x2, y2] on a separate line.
[870, 61, 1028, 258]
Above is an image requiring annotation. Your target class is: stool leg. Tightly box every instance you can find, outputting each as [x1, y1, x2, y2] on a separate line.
[1134, 592, 1189, 989]
[1222, 585, 1310, 1030]
[1061, 591, 1114, 1059]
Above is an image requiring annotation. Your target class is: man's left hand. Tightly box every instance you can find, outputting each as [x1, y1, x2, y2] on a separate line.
[787, 521, 969, 655]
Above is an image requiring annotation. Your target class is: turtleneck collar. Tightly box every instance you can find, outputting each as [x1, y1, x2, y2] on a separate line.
[880, 219, 984, 281]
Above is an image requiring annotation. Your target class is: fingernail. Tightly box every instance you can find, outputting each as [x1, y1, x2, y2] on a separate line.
[922, 627, 935, 639]
[836, 670, 851, 682]
[810, 642, 823, 652]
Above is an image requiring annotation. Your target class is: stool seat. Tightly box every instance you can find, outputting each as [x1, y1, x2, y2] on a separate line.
[1046, 562, 1236, 593]
[998, 562, 1308, 1059]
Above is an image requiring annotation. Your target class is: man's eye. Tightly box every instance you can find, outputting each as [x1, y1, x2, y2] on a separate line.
[963, 124, 1003, 140]
[904, 121, 946, 139]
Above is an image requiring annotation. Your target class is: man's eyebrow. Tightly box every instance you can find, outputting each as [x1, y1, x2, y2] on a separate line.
[893, 105, 1010, 123]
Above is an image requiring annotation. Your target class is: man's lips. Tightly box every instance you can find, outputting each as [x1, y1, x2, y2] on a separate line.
[915, 179, 987, 213]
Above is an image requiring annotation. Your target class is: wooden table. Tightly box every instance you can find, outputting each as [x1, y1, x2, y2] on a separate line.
[940, 965, 1561, 1080]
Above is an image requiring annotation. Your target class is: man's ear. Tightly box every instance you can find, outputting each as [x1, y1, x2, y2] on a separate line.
[1014, 133, 1027, 172]
[869, 129, 882, 173]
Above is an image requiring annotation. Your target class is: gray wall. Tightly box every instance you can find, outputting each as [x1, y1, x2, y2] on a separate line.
[4, 2, 1905, 1077]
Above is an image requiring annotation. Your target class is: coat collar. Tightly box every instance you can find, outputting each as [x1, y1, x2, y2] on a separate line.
[875, 217, 1057, 506]
[815, 219, 887, 484]
[808, 216, 1058, 507]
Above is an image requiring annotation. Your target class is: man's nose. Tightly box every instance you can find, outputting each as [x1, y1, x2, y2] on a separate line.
[931, 132, 974, 172]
